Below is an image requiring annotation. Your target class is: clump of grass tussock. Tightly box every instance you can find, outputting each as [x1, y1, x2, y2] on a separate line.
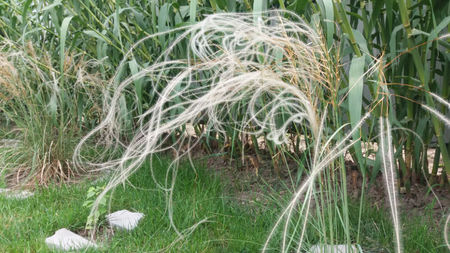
[75, 10, 384, 251]
[0, 41, 104, 186]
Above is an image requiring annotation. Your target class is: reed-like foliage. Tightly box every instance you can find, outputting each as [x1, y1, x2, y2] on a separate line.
[2, 0, 448, 186]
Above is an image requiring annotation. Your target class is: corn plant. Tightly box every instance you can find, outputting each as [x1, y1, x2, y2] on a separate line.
[318, 0, 450, 190]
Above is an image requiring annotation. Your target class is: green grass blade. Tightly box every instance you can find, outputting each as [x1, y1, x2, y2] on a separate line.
[209, 0, 218, 12]
[129, 59, 143, 114]
[42, 0, 62, 12]
[388, 24, 404, 60]
[425, 16, 450, 83]
[253, 0, 267, 14]
[21, 0, 32, 30]
[351, 29, 369, 55]
[189, 0, 197, 23]
[348, 55, 366, 173]
[83, 30, 107, 43]
[317, 0, 334, 48]
[59, 16, 73, 74]
[158, 3, 171, 46]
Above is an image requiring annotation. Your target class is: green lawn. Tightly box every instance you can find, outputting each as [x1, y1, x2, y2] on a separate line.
[0, 157, 446, 252]
[0, 158, 278, 252]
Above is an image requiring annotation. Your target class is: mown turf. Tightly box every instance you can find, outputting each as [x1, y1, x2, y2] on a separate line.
[0, 158, 446, 252]
[0, 158, 279, 252]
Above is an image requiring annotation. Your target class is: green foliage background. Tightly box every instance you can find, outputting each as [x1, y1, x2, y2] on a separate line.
[0, 0, 448, 187]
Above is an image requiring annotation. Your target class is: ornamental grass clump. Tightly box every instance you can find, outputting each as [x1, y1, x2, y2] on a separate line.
[0, 41, 104, 186]
[74, 10, 406, 251]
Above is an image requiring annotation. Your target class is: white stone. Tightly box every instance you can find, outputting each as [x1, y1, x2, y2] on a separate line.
[106, 209, 144, 230]
[0, 188, 34, 199]
[0, 188, 10, 193]
[9, 190, 34, 199]
[45, 228, 96, 251]
[309, 244, 362, 253]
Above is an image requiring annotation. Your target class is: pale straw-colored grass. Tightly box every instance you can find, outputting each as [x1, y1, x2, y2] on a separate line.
[379, 116, 402, 252]
[422, 92, 450, 127]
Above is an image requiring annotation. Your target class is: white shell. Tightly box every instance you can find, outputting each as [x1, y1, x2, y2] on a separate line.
[106, 209, 144, 230]
[45, 228, 96, 251]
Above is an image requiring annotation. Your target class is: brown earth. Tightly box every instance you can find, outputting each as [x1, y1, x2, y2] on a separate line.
[181, 141, 449, 227]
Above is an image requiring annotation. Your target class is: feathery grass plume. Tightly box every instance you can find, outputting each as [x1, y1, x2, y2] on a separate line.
[379, 116, 402, 252]
[74, 10, 378, 249]
[261, 110, 372, 252]
[422, 92, 450, 127]
[445, 214, 450, 251]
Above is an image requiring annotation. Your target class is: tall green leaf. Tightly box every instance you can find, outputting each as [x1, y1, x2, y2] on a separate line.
[59, 16, 73, 75]
[348, 55, 366, 172]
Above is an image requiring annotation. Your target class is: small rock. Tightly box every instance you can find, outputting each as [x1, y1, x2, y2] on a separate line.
[45, 228, 96, 251]
[0, 188, 10, 193]
[309, 244, 362, 253]
[9, 190, 34, 199]
[0, 188, 34, 199]
[106, 209, 144, 230]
